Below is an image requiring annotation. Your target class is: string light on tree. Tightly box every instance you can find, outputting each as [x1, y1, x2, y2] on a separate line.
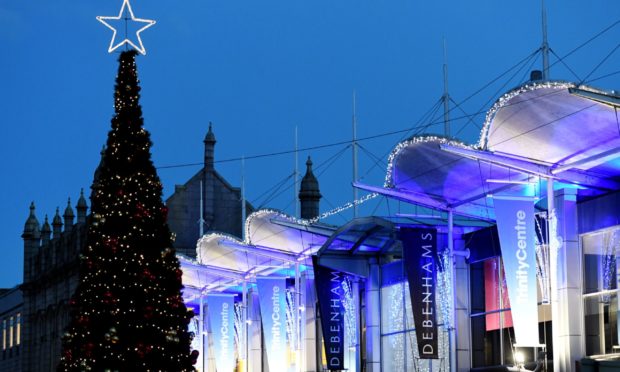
[96, 0, 156, 55]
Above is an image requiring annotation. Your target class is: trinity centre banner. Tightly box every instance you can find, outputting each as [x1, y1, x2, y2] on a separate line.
[256, 277, 288, 371]
[400, 227, 439, 359]
[312, 257, 345, 370]
[206, 294, 236, 372]
[493, 198, 539, 346]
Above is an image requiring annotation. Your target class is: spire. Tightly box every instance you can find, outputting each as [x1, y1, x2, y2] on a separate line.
[64, 198, 75, 231]
[52, 207, 63, 239]
[204, 122, 216, 144]
[299, 156, 322, 220]
[77, 188, 88, 224]
[204, 122, 216, 170]
[41, 215, 51, 244]
[22, 202, 40, 239]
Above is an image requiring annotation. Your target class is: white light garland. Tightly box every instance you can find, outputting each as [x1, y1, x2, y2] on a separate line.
[188, 316, 200, 351]
[285, 288, 296, 350]
[96, 0, 156, 55]
[477, 81, 576, 149]
[196, 232, 247, 264]
[341, 276, 357, 348]
[234, 302, 242, 360]
[388, 283, 405, 369]
[601, 230, 618, 303]
[534, 215, 551, 304]
[383, 136, 476, 188]
[437, 249, 453, 328]
[242, 197, 382, 246]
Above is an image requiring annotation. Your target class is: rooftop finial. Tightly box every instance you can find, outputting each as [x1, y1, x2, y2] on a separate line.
[52, 207, 63, 238]
[64, 198, 75, 231]
[22, 202, 40, 237]
[41, 215, 52, 243]
[204, 122, 216, 170]
[204, 122, 216, 144]
[77, 188, 88, 224]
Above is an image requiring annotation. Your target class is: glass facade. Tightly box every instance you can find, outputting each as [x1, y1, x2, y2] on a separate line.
[470, 256, 552, 368]
[583, 228, 620, 356]
[380, 261, 450, 371]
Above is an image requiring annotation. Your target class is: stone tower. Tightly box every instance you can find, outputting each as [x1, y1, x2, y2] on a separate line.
[203, 122, 216, 225]
[166, 123, 253, 257]
[299, 156, 322, 220]
[22, 202, 40, 283]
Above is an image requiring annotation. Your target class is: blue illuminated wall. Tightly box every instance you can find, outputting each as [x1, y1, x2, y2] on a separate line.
[578, 189, 620, 234]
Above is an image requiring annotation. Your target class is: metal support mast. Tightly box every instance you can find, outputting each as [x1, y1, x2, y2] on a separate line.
[241, 156, 247, 241]
[295, 126, 299, 218]
[448, 209, 457, 372]
[294, 262, 301, 372]
[542, 0, 550, 80]
[199, 181, 205, 237]
[242, 280, 248, 372]
[443, 39, 451, 137]
[352, 91, 359, 218]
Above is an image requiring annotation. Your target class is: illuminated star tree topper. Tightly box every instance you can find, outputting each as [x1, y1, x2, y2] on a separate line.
[97, 0, 156, 55]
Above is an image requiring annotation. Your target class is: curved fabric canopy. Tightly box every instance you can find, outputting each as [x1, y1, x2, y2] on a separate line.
[480, 81, 620, 179]
[357, 81, 620, 219]
[245, 210, 331, 254]
[376, 136, 536, 220]
[181, 210, 336, 294]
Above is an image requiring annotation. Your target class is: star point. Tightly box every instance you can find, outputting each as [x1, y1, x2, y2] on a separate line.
[97, 0, 156, 55]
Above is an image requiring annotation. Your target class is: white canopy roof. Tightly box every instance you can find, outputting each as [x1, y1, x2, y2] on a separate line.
[481, 81, 620, 180]
[357, 81, 620, 219]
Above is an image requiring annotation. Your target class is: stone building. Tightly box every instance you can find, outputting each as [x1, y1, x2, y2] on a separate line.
[17, 125, 254, 370]
[20, 196, 87, 372]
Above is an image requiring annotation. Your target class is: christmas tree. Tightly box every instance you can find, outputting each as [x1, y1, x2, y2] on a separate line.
[58, 50, 195, 371]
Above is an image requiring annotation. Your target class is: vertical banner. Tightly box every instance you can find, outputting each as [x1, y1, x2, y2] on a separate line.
[256, 277, 288, 371]
[493, 198, 539, 346]
[207, 294, 236, 372]
[400, 227, 439, 359]
[312, 257, 345, 370]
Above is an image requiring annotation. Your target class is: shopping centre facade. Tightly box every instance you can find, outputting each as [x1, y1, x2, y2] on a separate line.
[180, 81, 620, 371]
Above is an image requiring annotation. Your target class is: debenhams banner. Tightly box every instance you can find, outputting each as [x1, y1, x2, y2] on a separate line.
[493, 198, 539, 346]
[400, 227, 439, 359]
[256, 277, 288, 372]
[206, 294, 236, 372]
[312, 258, 345, 370]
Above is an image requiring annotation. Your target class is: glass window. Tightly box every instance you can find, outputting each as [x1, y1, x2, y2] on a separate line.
[469, 257, 550, 367]
[16, 313, 20, 346]
[470, 257, 514, 367]
[9, 317, 13, 349]
[2, 319, 5, 351]
[582, 227, 620, 356]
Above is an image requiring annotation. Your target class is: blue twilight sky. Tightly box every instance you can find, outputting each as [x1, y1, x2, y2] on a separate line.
[1, 1, 618, 288]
